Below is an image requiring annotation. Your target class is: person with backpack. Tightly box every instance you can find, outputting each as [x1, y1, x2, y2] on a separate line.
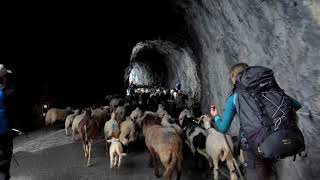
[210, 63, 305, 180]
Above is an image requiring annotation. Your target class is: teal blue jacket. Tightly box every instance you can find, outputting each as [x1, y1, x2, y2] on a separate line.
[214, 93, 302, 134]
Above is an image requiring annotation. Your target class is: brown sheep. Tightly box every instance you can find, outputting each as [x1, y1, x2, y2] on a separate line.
[142, 113, 183, 180]
[78, 109, 99, 167]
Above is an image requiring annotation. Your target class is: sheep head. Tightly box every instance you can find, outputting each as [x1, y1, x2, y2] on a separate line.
[196, 115, 212, 129]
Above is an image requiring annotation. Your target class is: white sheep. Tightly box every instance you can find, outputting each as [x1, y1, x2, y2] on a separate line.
[45, 107, 72, 126]
[161, 114, 183, 135]
[71, 112, 85, 140]
[119, 117, 136, 146]
[156, 104, 168, 118]
[92, 108, 109, 127]
[197, 115, 237, 180]
[130, 107, 143, 128]
[114, 106, 126, 123]
[110, 98, 122, 112]
[104, 112, 120, 153]
[108, 137, 127, 170]
[65, 109, 80, 136]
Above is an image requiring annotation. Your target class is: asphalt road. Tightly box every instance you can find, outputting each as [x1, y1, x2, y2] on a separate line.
[10, 125, 230, 180]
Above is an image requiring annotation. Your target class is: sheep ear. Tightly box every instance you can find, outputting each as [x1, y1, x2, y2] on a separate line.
[121, 153, 127, 156]
[107, 139, 112, 143]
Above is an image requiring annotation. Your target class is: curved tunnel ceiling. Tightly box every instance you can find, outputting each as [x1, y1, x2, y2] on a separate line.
[126, 40, 201, 99]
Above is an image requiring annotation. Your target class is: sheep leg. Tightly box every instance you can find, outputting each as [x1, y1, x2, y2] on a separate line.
[148, 150, 154, 168]
[118, 154, 122, 169]
[163, 167, 173, 180]
[176, 159, 182, 180]
[65, 128, 68, 136]
[150, 148, 161, 178]
[110, 153, 114, 169]
[83, 143, 87, 158]
[186, 140, 195, 155]
[87, 142, 92, 167]
[72, 129, 76, 141]
[226, 159, 237, 180]
[106, 140, 109, 155]
[213, 158, 219, 180]
[197, 148, 211, 167]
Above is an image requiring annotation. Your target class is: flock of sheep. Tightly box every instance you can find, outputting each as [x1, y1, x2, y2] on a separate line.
[43, 87, 243, 180]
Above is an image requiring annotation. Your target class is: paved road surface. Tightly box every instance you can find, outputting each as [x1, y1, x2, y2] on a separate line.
[10, 126, 230, 180]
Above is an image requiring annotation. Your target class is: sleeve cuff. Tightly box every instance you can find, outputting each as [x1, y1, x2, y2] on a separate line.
[214, 115, 221, 122]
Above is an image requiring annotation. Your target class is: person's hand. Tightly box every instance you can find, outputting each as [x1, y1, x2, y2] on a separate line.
[210, 104, 218, 117]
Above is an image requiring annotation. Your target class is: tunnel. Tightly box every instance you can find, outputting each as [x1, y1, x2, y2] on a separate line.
[125, 40, 201, 99]
[1, 0, 320, 179]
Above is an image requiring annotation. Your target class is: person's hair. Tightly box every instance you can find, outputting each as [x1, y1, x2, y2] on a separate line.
[228, 63, 249, 97]
[230, 63, 249, 79]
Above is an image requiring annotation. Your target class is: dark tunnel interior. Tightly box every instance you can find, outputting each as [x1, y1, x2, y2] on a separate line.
[1, 0, 188, 130]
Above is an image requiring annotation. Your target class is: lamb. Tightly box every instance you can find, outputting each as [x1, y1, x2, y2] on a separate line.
[119, 117, 136, 147]
[65, 109, 81, 136]
[108, 137, 127, 170]
[78, 109, 99, 167]
[196, 115, 237, 180]
[142, 113, 183, 180]
[104, 112, 120, 153]
[72, 112, 85, 140]
[45, 107, 72, 126]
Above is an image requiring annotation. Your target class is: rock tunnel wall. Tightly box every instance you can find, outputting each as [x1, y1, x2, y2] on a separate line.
[171, 0, 320, 179]
[126, 0, 320, 179]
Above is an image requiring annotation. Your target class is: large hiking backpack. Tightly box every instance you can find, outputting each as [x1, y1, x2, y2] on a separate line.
[235, 66, 305, 160]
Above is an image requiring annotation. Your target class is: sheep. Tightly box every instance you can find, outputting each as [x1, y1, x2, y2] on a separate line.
[179, 111, 209, 175]
[78, 109, 99, 167]
[119, 117, 136, 148]
[130, 107, 143, 128]
[142, 113, 183, 180]
[91, 108, 109, 130]
[196, 115, 237, 180]
[45, 107, 72, 126]
[114, 106, 126, 123]
[108, 137, 127, 170]
[161, 114, 183, 136]
[110, 98, 123, 112]
[178, 108, 192, 126]
[72, 112, 85, 141]
[104, 112, 120, 153]
[157, 104, 168, 118]
[65, 109, 81, 136]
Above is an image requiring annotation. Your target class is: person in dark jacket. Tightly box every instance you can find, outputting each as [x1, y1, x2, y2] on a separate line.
[210, 63, 302, 180]
[0, 64, 13, 180]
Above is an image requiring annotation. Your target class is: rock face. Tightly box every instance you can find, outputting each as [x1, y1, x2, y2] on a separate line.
[127, 0, 320, 179]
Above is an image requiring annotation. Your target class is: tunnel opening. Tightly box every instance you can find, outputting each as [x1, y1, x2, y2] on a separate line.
[128, 49, 169, 87]
[125, 40, 201, 100]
